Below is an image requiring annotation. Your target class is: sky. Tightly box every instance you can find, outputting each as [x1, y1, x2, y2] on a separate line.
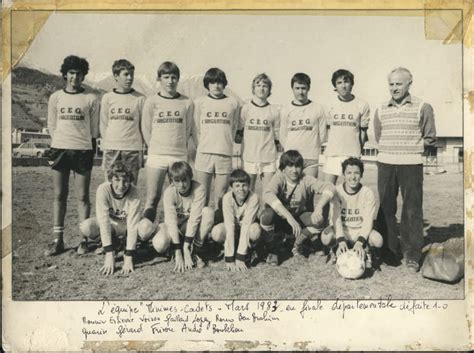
[19, 12, 463, 137]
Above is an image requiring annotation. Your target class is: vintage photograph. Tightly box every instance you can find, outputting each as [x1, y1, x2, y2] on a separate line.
[10, 11, 464, 301]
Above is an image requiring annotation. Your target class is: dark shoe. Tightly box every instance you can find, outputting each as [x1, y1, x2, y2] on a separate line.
[45, 238, 64, 256]
[365, 249, 373, 269]
[405, 259, 420, 273]
[266, 253, 279, 266]
[382, 248, 402, 267]
[77, 240, 89, 255]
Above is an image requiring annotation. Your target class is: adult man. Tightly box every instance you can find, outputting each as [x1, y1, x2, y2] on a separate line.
[374, 67, 437, 273]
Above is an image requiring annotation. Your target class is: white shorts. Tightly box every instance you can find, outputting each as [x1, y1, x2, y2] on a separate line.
[243, 160, 277, 175]
[194, 152, 233, 174]
[146, 154, 187, 170]
[323, 156, 353, 176]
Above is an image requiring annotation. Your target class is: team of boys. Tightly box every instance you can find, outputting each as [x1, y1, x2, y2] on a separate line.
[45, 55, 407, 276]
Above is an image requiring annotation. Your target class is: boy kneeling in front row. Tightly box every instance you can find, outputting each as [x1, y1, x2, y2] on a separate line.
[260, 150, 335, 265]
[211, 169, 261, 271]
[151, 161, 215, 272]
[321, 157, 383, 268]
[80, 162, 154, 275]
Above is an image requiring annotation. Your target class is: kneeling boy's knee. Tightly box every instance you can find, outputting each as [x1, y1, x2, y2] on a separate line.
[138, 218, 156, 241]
[368, 229, 383, 248]
[321, 226, 336, 246]
[259, 207, 275, 227]
[152, 225, 170, 253]
[79, 218, 100, 242]
[211, 224, 225, 244]
[249, 223, 262, 242]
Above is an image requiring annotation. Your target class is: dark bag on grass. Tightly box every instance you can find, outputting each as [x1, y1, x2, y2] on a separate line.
[421, 237, 464, 283]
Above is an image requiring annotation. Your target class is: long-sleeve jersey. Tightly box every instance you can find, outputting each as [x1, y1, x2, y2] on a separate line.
[279, 100, 327, 160]
[324, 96, 370, 157]
[48, 88, 100, 150]
[162, 180, 207, 238]
[141, 93, 194, 155]
[222, 190, 259, 257]
[263, 171, 335, 217]
[95, 182, 141, 249]
[194, 94, 240, 156]
[100, 89, 146, 151]
[240, 101, 280, 163]
[333, 183, 378, 239]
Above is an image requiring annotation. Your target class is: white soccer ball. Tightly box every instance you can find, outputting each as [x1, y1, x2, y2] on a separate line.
[336, 249, 366, 279]
[137, 218, 156, 241]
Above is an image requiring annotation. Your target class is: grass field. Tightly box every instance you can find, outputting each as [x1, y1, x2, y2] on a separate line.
[11, 165, 464, 300]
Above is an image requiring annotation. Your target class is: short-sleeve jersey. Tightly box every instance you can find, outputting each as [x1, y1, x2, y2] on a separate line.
[240, 101, 280, 163]
[335, 183, 377, 238]
[163, 181, 207, 237]
[141, 93, 193, 156]
[194, 94, 240, 156]
[100, 89, 146, 151]
[280, 101, 327, 160]
[48, 88, 100, 150]
[95, 182, 141, 238]
[325, 96, 370, 157]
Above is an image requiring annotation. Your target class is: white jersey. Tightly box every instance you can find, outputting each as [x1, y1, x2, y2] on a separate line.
[333, 183, 377, 239]
[325, 96, 370, 157]
[280, 100, 327, 160]
[240, 101, 280, 163]
[48, 88, 100, 150]
[100, 89, 146, 151]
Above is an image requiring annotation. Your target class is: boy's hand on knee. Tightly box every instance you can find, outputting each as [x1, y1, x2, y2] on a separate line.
[100, 252, 115, 276]
[183, 244, 193, 271]
[226, 262, 236, 272]
[287, 216, 302, 238]
[121, 255, 134, 275]
[174, 251, 185, 273]
[336, 241, 348, 257]
[235, 259, 248, 271]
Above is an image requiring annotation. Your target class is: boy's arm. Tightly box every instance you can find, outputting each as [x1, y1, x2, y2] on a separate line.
[184, 184, 206, 239]
[99, 94, 109, 141]
[236, 193, 259, 256]
[47, 93, 58, 139]
[141, 98, 153, 146]
[96, 185, 113, 247]
[222, 194, 236, 261]
[90, 95, 100, 139]
[359, 102, 370, 150]
[192, 99, 201, 148]
[279, 107, 288, 149]
[318, 106, 328, 145]
[163, 188, 180, 245]
[186, 100, 195, 144]
[125, 196, 142, 252]
[309, 177, 335, 214]
[235, 104, 246, 144]
[358, 188, 377, 241]
[273, 105, 281, 143]
[232, 101, 242, 142]
[373, 108, 381, 144]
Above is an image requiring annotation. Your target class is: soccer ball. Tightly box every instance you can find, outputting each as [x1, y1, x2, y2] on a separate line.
[137, 218, 156, 241]
[336, 249, 366, 279]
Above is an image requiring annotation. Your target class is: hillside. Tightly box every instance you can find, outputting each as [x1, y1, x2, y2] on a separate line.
[11, 66, 104, 131]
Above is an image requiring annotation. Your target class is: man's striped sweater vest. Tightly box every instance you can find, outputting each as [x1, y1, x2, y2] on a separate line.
[377, 96, 424, 165]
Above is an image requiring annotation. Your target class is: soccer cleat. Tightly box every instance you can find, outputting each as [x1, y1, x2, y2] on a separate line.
[266, 253, 279, 266]
[195, 255, 206, 269]
[94, 246, 105, 255]
[292, 243, 304, 257]
[405, 259, 420, 273]
[45, 238, 64, 257]
[77, 240, 89, 255]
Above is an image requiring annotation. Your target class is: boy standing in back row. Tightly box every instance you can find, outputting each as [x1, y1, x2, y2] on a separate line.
[323, 69, 370, 184]
[100, 59, 146, 185]
[279, 73, 327, 178]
